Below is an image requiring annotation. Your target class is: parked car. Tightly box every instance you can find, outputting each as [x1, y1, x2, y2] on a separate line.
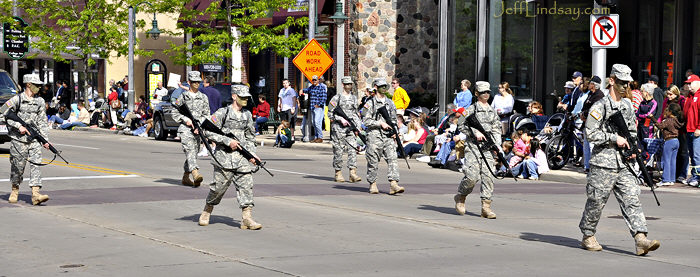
[151, 83, 237, 140]
[0, 69, 21, 144]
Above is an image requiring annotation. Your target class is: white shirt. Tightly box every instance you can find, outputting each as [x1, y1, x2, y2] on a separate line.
[278, 87, 297, 111]
[491, 93, 514, 115]
[154, 87, 168, 100]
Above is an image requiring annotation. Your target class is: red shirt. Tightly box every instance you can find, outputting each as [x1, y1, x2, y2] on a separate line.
[254, 101, 270, 118]
[684, 89, 700, 133]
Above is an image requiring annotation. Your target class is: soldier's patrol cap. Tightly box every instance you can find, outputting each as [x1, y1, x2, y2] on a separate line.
[23, 74, 44, 85]
[341, 76, 353, 84]
[611, 64, 633, 82]
[373, 78, 388, 87]
[187, 71, 203, 82]
[231, 84, 252, 97]
[475, 81, 491, 93]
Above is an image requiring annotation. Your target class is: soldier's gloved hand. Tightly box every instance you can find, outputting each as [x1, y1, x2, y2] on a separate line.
[43, 143, 50, 150]
[616, 135, 629, 149]
[249, 154, 260, 164]
[229, 140, 240, 151]
[474, 130, 486, 141]
[339, 118, 349, 126]
[19, 126, 28, 135]
[380, 122, 391, 130]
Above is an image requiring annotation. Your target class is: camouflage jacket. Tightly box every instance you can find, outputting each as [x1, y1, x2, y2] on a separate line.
[328, 92, 362, 132]
[205, 106, 257, 171]
[0, 93, 48, 143]
[172, 90, 210, 133]
[586, 94, 637, 169]
[362, 96, 397, 136]
[458, 101, 501, 148]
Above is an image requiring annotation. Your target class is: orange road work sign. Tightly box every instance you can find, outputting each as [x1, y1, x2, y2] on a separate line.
[293, 39, 334, 82]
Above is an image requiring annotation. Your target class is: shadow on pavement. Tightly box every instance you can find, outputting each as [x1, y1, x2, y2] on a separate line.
[417, 204, 480, 217]
[154, 178, 210, 188]
[333, 184, 368, 193]
[519, 232, 633, 255]
[0, 193, 35, 205]
[177, 214, 240, 228]
[303, 175, 336, 182]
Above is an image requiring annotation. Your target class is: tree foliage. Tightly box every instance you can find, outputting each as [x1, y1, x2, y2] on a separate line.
[162, 0, 309, 67]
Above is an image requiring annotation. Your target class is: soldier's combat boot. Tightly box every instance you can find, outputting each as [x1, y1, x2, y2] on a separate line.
[198, 204, 214, 226]
[634, 233, 660, 256]
[349, 169, 362, 183]
[369, 182, 379, 194]
[8, 184, 19, 203]
[480, 199, 496, 219]
[335, 170, 346, 183]
[182, 172, 194, 186]
[31, 186, 49, 205]
[191, 169, 203, 187]
[389, 181, 404, 195]
[581, 235, 603, 251]
[241, 207, 262, 230]
[454, 194, 466, 215]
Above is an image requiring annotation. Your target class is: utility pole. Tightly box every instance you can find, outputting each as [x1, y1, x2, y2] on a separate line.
[591, 1, 606, 86]
[303, 0, 316, 142]
[127, 5, 135, 111]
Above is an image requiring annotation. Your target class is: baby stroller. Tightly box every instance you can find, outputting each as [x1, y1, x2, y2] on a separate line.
[536, 112, 566, 148]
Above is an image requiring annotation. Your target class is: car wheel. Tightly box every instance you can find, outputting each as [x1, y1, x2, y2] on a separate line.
[154, 116, 167, 140]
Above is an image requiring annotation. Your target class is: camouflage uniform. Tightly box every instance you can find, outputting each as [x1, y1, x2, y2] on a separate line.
[172, 90, 210, 173]
[0, 93, 48, 188]
[362, 97, 399, 183]
[328, 93, 362, 170]
[579, 94, 649, 236]
[203, 106, 257, 208]
[457, 102, 501, 200]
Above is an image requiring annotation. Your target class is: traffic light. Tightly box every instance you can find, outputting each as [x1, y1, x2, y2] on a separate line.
[595, 0, 617, 7]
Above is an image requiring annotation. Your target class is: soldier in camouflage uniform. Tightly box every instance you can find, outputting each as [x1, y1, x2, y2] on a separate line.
[579, 64, 660, 256]
[453, 81, 500, 219]
[329, 76, 363, 183]
[198, 84, 262, 230]
[362, 78, 404, 195]
[1, 74, 50, 205]
[172, 71, 210, 187]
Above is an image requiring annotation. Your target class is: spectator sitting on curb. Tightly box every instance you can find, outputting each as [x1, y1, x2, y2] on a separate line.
[273, 120, 294, 148]
[48, 103, 71, 128]
[60, 102, 90, 130]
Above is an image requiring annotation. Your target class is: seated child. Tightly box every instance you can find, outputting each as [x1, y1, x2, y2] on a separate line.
[509, 130, 539, 180]
[274, 120, 293, 148]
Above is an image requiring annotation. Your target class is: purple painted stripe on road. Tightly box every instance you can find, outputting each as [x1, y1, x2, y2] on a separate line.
[0, 181, 587, 207]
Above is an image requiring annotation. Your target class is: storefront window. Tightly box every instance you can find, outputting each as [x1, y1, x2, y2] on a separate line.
[449, 0, 477, 100]
[489, 0, 535, 98]
[660, 0, 675, 88]
[548, 0, 590, 98]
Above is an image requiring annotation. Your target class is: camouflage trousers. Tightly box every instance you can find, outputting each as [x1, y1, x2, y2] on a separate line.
[9, 140, 43, 187]
[579, 165, 648, 237]
[458, 142, 495, 200]
[205, 166, 254, 209]
[331, 126, 357, 170]
[366, 130, 399, 183]
[179, 128, 201, 173]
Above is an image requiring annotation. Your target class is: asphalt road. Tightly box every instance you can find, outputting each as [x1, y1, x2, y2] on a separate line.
[0, 130, 698, 276]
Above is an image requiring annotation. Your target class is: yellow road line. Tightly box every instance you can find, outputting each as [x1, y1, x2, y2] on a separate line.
[0, 154, 143, 176]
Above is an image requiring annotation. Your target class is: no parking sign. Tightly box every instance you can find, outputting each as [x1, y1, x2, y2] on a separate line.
[590, 14, 619, 48]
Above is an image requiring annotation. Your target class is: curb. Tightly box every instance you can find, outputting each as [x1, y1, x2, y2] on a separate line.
[69, 127, 121, 135]
[255, 136, 333, 152]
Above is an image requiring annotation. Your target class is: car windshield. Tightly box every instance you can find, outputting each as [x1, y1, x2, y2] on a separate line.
[0, 73, 19, 96]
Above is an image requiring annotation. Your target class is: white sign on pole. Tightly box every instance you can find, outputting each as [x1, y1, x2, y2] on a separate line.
[590, 14, 619, 48]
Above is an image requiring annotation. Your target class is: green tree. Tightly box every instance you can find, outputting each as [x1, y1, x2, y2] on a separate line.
[0, 0, 156, 107]
[162, 0, 308, 73]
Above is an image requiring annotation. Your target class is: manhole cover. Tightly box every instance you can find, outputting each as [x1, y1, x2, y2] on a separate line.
[59, 264, 85, 269]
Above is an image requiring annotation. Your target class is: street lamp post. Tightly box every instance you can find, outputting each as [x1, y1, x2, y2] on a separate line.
[128, 2, 160, 111]
[329, 0, 349, 95]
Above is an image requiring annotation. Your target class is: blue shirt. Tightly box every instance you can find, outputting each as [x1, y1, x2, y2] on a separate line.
[305, 84, 327, 108]
[572, 91, 590, 115]
[199, 86, 221, 114]
[453, 90, 472, 108]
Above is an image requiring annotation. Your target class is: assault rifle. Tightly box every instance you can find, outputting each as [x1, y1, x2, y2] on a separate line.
[333, 106, 368, 147]
[199, 119, 274, 177]
[465, 112, 514, 181]
[608, 111, 660, 206]
[376, 105, 410, 169]
[4, 111, 69, 164]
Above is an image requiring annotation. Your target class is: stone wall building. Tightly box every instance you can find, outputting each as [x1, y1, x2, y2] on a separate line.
[349, 0, 439, 105]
